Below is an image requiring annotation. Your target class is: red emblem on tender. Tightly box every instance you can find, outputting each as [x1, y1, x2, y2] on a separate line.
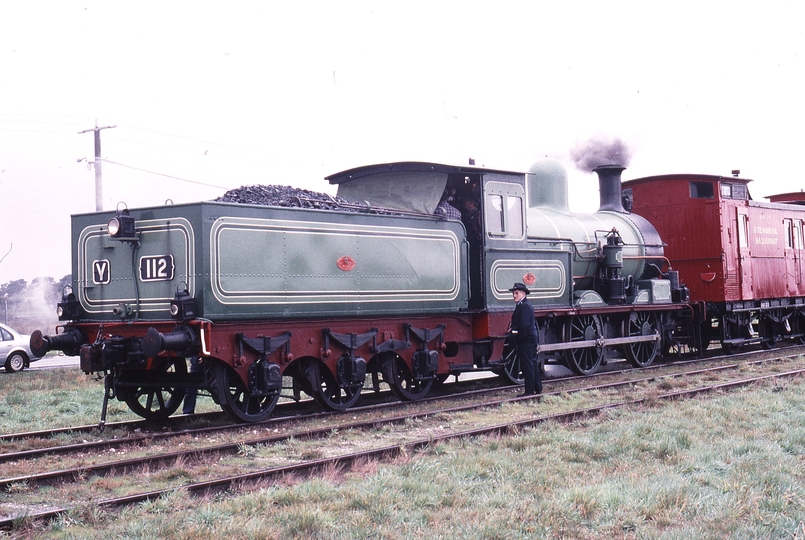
[337, 256, 356, 271]
[523, 273, 536, 286]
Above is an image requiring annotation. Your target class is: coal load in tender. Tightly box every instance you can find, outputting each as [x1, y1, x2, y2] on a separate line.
[215, 184, 399, 214]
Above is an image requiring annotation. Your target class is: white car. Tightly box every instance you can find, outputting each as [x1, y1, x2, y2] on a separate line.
[0, 323, 43, 372]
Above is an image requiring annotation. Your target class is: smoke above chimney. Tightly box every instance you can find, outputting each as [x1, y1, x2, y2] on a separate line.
[570, 134, 632, 171]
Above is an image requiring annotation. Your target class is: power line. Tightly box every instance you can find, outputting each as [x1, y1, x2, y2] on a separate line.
[102, 159, 230, 190]
[105, 133, 278, 167]
[0, 128, 79, 133]
[115, 122, 266, 154]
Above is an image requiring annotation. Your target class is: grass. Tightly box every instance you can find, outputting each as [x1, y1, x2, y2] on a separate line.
[0, 369, 118, 432]
[0, 368, 217, 433]
[6, 377, 805, 539]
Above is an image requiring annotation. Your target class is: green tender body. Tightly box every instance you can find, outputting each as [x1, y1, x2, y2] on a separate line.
[72, 202, 468, 321]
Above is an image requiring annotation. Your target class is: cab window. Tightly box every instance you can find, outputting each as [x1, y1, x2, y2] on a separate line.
[486, 194, 523, 238]
[484, 181, 525, 240]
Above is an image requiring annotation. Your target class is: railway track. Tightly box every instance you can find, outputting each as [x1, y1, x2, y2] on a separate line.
[3, 346, 805, 531]
[4, 342, 796, 447]
[0, 344, 785, 464]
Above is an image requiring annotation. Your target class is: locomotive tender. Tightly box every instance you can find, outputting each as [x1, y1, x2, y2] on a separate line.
[32, 158, 696, 424]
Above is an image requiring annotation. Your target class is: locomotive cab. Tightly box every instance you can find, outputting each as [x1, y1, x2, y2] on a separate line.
[329, 161, 529, 310]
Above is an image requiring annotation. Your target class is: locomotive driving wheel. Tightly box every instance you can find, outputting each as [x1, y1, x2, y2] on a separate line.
[624, 311, 661, 367]
[499, 338, 524, 385]
[121, 357, 186, 420]
[215, 364, 279, 423]
[564, 314, 604, 375]
[308, 362, 362, 411]
[381, 354, 434, 401]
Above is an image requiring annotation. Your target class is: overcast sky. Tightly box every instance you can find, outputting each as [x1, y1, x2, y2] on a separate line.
[1, 1, 803, 284]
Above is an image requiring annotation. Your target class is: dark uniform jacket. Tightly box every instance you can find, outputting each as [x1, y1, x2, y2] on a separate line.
[510, 297, 539, 345]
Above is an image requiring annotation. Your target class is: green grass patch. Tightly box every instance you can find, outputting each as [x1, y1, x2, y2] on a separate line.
[19, 380, 805, 539]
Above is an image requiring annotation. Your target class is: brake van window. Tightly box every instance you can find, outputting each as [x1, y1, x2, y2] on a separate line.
[690, 182, 714, 199]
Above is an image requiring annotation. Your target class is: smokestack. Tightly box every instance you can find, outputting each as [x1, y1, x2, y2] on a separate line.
[594, 164, 626, 213]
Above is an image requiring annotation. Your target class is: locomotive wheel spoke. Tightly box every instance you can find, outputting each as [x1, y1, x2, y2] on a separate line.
[216, 363, 279, 423]
[310, 363, 361, 411]
[381, 355, 434, 401]
[624, 311, 660, 367]
[123, 357, 186, 420]
[564, 314, 604, 375]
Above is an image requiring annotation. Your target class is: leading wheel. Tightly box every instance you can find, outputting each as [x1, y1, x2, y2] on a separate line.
[381, 355, 434, 401]
[564, 314, 604, 375]
[215, 364, 279, 423]
[122, 357, 186, 420]
[309, 362, 362, 411]
[5, 352, 26, 373]
[624, 311, 660, 367]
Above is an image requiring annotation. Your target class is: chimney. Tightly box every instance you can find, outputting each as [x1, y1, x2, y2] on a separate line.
[594, 164, 626, 213]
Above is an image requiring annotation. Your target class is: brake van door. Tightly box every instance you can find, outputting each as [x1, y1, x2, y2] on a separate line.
[736, 206, 754, 301]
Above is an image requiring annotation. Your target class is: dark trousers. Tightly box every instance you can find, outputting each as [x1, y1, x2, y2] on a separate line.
[518, 342, 543, 395]
[183, 356, 201, 414]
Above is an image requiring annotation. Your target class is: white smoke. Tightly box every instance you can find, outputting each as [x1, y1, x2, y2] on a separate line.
[3, 277, 65, 335]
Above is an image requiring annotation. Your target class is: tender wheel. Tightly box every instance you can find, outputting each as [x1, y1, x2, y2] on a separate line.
[381, 355, 434, 401]
[309, 362, 361, 411]
[499, 339, 524, 385]
[564, 314, 604, 375]
[5, 352, 26, 373]
[122, 357, 186, 420]
[215, 363, 279, 423]
[624, 311, 661, 367]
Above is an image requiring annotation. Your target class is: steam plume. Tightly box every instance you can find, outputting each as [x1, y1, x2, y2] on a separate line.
[571, 134, 632, 171]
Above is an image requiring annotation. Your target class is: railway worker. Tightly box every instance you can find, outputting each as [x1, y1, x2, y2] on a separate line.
[508, 282, 542, 397]
[435, 190, 461, 220]
[461, 196, 483, 244]
[462, 195, 485, 307]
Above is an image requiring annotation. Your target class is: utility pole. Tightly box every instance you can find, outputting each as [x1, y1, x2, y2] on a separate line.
[79, 119, 116, 211]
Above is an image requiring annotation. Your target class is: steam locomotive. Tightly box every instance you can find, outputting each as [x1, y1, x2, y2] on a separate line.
[33, 156, 777, 424]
